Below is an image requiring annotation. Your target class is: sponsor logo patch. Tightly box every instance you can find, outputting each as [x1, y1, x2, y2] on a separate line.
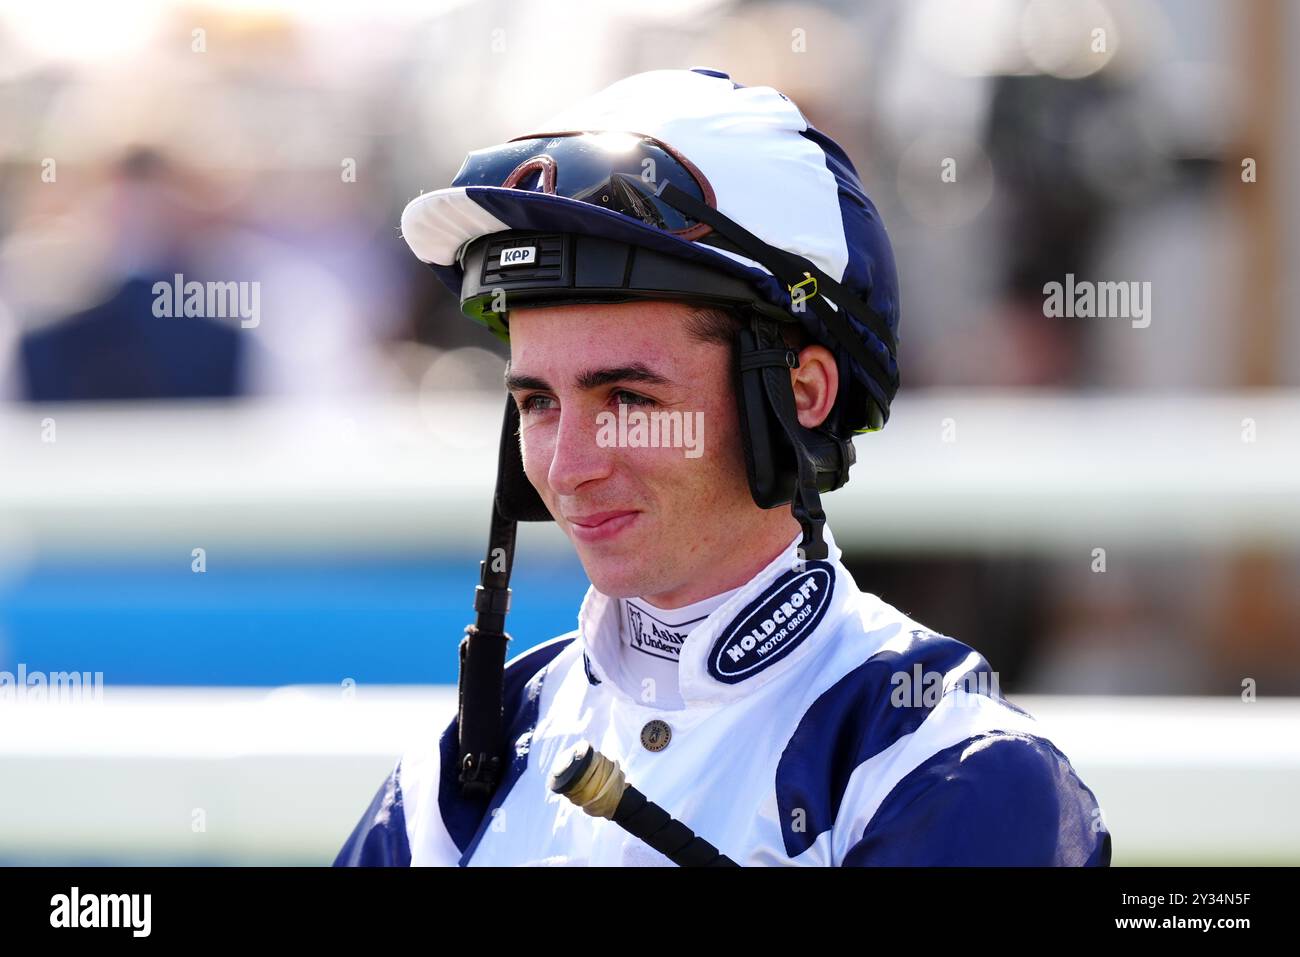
[498, 246, 536, 267]
[707, 563, 835, 683]
[625, 605, 697, 662]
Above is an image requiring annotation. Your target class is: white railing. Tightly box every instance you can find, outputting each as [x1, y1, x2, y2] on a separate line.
[0, 687, 1295, 865]
[1, 391, 1298, 554]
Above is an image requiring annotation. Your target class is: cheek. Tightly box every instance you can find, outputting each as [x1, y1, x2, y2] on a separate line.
[518, 423, 554, 488]
[713, 396, 744, 463]
[645, 401, 744, 496]
[694, 392, 744, 475]
[701, 400, 752, 505]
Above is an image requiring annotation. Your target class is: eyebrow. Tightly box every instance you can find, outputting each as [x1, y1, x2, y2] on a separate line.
[503, 360, 674, 394]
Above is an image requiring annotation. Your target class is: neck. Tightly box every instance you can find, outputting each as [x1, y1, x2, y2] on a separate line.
[641, 515, 803, 609]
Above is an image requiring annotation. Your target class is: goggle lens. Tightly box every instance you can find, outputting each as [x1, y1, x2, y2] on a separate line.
[452, 132, 712, 236]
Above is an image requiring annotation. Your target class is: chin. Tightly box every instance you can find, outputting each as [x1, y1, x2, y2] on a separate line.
[577, 555, 649, 600]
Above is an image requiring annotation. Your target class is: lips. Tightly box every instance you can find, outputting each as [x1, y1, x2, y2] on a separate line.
[565, 509, 640, 544]
[566, 510, 638, 528]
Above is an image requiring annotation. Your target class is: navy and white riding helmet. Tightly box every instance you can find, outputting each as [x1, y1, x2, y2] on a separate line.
[400, 67, 901, 436]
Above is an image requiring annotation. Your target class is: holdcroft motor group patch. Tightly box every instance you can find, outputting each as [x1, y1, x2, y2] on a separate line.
[707, 562, 835, 683]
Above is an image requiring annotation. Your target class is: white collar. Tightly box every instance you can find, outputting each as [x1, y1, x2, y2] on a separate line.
[576, 523, 848, 707]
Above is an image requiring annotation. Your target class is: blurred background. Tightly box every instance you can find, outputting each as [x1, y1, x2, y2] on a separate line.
[0, 0, 1296, 865]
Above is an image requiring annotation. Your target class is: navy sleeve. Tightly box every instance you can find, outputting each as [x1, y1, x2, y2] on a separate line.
[333, 763, 412, 867]
[842, 732, 1111, 866]
[334, 636, 577, 867]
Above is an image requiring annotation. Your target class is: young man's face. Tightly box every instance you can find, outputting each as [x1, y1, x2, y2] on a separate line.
[505, 300, 803, 607]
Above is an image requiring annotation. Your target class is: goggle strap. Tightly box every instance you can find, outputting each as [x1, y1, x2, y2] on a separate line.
[649, 179, 899, 392]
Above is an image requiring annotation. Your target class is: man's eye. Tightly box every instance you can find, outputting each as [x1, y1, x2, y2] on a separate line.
[518, 394, 556, 413]
[614, 390, 655, 408]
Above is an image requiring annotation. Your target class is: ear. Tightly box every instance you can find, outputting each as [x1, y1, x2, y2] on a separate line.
[789, 343, 838, 429]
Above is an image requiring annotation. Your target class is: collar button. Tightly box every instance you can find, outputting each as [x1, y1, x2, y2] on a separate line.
[640, 719, 672, 752]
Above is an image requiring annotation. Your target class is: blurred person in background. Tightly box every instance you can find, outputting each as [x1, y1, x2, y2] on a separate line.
[17, 147, 246, 401]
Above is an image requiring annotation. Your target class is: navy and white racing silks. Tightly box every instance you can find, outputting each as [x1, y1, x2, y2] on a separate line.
[334, 524, 1112, 867]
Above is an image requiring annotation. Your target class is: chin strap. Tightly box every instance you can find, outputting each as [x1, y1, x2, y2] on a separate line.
[457, 498, 514, 798]
[457, 402, 526, 799]
[742, 316, 839, 562]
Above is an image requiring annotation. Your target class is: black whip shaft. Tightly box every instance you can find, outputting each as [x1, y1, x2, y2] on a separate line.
[549, 741, 739, 867]
[612, 784, 739, 867]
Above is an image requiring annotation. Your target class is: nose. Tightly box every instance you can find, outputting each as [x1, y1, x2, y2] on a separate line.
[546, 403, 615, 497]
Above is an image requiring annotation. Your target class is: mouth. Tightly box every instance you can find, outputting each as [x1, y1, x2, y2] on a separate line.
[565, 510, 640, 544]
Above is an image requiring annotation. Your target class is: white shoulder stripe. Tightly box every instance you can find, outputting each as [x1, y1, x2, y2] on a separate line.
[796, 691, 1047, 865]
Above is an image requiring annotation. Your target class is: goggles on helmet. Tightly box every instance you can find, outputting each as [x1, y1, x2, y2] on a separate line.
[451, 128, 900, 430]
[452, 131, 717, 240]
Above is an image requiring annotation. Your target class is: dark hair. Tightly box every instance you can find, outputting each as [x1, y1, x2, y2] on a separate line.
[684, 303, 849, 434]
[682, 304, 810, 352]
